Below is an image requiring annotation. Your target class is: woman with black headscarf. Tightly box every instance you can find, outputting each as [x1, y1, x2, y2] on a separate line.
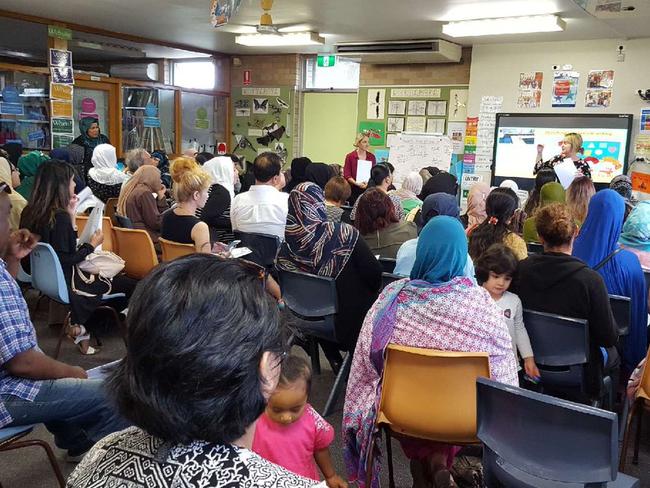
[284, 157, 312, 193]
[418, 170, 458, 200]
[304, 162, 334, 190]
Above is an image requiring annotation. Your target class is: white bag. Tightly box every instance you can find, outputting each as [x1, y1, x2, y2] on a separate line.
[78, 251, 125, 279]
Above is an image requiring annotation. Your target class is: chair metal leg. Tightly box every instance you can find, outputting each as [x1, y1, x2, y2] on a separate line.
[385, 428, 395, 488]
[323, 353, 352, 417]
[633, 406, 643, 464]
[1, 439, 65, 487]
[620, 400, 638, 471]
[365, 429, 378, 488]
[310, 339, 321, 375]
[53, 311, 71, 360]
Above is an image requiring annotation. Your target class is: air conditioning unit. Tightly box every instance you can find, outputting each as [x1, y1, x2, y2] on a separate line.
[335, 39, 462, 64]
[109, 63, 159, 82]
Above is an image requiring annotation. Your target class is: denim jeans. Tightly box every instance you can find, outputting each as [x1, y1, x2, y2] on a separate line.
[2, 378, 130, 456]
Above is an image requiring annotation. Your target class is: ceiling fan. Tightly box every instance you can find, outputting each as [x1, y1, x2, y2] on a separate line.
[214, 0, 312, 35]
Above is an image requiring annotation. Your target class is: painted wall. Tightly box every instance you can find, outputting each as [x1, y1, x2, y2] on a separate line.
[302, 92, 357, 165]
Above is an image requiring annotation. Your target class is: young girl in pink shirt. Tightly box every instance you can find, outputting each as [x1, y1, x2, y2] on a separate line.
[253, 355, 347, 488]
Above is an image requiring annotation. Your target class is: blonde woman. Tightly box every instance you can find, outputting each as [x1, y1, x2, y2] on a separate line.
[566, 176, 596, 225]
[344, 133, 376, 203]
[534, 132, 591, 178]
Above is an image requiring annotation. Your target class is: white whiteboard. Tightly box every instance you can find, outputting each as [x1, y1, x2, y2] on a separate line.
[388, 132, 453, 186]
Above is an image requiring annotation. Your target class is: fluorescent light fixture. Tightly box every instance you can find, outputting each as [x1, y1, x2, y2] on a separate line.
[442, 14, 565, 37]
[235, 31, 324, 47]
[440, 1, 559, 21]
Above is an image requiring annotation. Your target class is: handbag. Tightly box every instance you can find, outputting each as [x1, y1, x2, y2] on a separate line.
[78, 250, 125, 279]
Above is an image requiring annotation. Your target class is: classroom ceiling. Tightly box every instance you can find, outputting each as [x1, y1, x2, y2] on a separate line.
[0, 0, 647, 57]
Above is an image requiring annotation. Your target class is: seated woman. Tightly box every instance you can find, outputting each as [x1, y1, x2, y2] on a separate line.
[87, 144, 128, 203]
[161, 157, 211, 252]
[522, 182, 565, 243]
[355, 188, 417, 259]
[284, 156, 311, 193]
[460, 181, 489, 232]
[523, 169, 557, 217]
[200, 156, 237, 243]
[619, 201, 650, 271]
[573, 190, 648, 374]
[566, 176, 595, 225]
[20, 161, 136, 354]
[418, 169, 458, 200]
[395, 192, 475, 281]
[305, 162, 334, 190]
[469, 189, 528, 261]
[116, 165, 168, 246]
[16, 151, 49, 200]
[324, 176, 351, 223]
[277, 182, 382, 363]
[343, 216, 517, 487]
[350, 165, 404, 221]
[389, 172, 423, 214]
[67, 256, 320, 488]
[512, 203, 618, 401]
[610, 174, 636, 221]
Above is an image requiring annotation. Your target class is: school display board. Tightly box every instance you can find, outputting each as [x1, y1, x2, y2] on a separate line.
[230, 86, 293, 167]
[388, 133, 454, 186]
[356, 85, 469, 181]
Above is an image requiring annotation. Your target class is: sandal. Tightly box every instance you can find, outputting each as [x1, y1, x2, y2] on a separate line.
[67, 324, 100, 355]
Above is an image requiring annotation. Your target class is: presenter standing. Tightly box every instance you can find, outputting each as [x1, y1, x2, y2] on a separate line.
[534, 132, 591, 178]
[344, 133, 376, 203]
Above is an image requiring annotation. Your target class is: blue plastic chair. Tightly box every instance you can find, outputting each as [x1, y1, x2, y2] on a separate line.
[476, 377, 640, 487]
[0, 423, 65, 487]
[278, 268, 349, 417]
[29, 243, 126, 358]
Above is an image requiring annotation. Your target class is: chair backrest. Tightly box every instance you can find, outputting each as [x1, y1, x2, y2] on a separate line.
[159, 238, 195, 262]
[278, 268, 338, 318]
[637, 348, 650, 402]
[75, 215, 89, 235]
[382, 272, 402, 289]
[105, 197, 118, 223]
[609, 294, 631, 337]
[101, 217, 115, 253]
[644, 271, 650, 296]
[233, 231, 280, 268]
[16, 261, 31, 284]
[113, 227, 159, 279]
[378, 257, 397, 274]
[340, 205, 353, 224]
[477, 377, 618, 484]
[522, 309, 589, 389]
[527, 242, 544, 254]
[29, 243, 69, 304]
[114, 214, 134, 229]
[378, 345, 490, 444]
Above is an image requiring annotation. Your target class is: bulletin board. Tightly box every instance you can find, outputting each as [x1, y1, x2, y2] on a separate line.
[356, 84, 469, 157]
[230, 86, 293, 166]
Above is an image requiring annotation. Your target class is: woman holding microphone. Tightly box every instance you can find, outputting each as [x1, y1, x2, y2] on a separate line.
[344, 133, 376, 203]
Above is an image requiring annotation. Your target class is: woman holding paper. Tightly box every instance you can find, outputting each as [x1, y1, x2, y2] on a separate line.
[344, 133, 376, 203]
[534, 132, 591, 179]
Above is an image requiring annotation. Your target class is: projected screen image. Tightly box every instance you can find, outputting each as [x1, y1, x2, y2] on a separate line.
[493, 114, 632, 184]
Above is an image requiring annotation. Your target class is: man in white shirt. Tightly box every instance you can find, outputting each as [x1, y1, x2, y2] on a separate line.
[230, 152, 288, 240]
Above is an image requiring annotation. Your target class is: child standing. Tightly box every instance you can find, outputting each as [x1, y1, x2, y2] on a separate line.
[475, 244, 541, 383]
[253, 355, 348, 488]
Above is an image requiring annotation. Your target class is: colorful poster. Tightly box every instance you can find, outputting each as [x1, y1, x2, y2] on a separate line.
[0, 103, 24, 116]
[49, 48, 72, 67]
[447, 121, 467, 154]
[358, 121, 386, 146]
[366, 88, 385, 119]
[518, 71, 543, 109]
[210, 0, 242, 27]
[51, 66, 74, 84]
[552, 71, 579, 107]
[50, 83, 73, 101]
[51, 118, 73, 134]
[51, 100, 72, 118]
[585, 89, 613, 108]
[641, 109, 650, 134]
[52, 134, 74, 148]
[374, 149, 390, 164]
[585, 69, 614, 108]
[633, 135, 650, 158]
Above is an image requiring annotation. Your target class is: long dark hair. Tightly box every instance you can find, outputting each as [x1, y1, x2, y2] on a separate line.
[469, 190, 518, 261]
[524, 169, 556, 216]
[21, 161, 74, 232]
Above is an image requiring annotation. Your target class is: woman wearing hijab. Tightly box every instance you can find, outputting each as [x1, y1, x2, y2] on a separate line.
[51, 147, 86, 193]
[395, 193, 475, 280]
[305, 162, 334, 190]
[390, 172, 423, 214]
[0, 156, 26, 231]
[460, 182, 490, 232]
[523, 182, 565, 243]
[343, 216, 518, 488]
[285, 157, 312, 193]
[619, 201, 650, 271]
[87, 144, 128, 203]
[277, 182, 382, 357]
[71, 117, 110, 177]
[2, 142, 22, 167]
[117, 165, 168, 245]
[523, 169, 557, 217]
[200, 156, 237, 243]
[418, 170, 458, 200]
[573, 190, 648, 374]
[16, 151, 49, 200]
[610, 174, 636, 221]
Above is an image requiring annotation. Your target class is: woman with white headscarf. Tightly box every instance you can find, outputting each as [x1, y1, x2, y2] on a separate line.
[87, 144, 128, 203]
[198, 156, 237, 242]
[390, 171, 423, 214]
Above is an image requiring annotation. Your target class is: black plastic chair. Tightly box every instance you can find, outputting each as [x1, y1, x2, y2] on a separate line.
[527, 242, 544, 254]
[381, 272, 402, 289]
[114, 214, 134, 229]
[609, 294, 631, 337]
[278, 268, 350, 417]
[476, 377, 640, 488]
[340, 205, 353, 224]
[378, 257, 397, 274]
[523, 309, 611, 408]
[233, 231, 280, 269]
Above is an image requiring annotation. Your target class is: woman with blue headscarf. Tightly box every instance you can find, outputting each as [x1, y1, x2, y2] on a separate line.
[71, 116, 110, 177]
[574, 190, 648, 373]
[394, 192, 475, 280]
[343, 216, 518, 488]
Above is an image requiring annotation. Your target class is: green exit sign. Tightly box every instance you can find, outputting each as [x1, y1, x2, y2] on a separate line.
[48, 25, 72, 40]
[317, 55, 336, 68]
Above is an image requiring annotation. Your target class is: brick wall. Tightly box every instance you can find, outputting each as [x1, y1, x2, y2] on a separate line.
[360, 47, 472, 85]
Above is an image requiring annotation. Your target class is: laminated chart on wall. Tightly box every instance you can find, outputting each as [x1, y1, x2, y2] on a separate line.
[388, 132, 453, 186]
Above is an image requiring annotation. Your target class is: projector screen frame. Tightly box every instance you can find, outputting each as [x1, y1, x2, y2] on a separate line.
[491, 112, 634, 190]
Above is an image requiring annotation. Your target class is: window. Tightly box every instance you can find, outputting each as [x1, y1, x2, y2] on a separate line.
[304, 56, 360, 90]
[173, 60, 216, 90]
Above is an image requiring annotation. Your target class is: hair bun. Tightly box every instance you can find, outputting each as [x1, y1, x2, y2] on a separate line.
[170, 157, 199, 183]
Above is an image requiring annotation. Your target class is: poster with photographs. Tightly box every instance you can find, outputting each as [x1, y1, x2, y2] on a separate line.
[518, 71, 543, 108]
[585, 70, 614, 108]
[407, 100, 426, 116]
[388, 100, 406, 115]
[387, 117, 404, 132]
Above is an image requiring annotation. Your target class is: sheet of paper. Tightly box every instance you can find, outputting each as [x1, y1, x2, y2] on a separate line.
[77, 203, 104, 246]
[405, 116, 426, 132]
[407, 100, 426, 116]
[386, 133, 399, 148]
[554, 158, 578, 189]
[356, 159, 372, 183]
